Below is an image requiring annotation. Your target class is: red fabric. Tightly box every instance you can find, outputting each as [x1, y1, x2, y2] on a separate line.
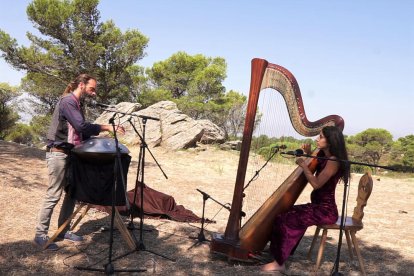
[117, 184, 203, 223]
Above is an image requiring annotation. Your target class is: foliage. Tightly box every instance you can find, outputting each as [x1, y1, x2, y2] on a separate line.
[220, 90, 247, 138]
[347, 128, 393, 173]
[389, 135, 414, 172]
[251, 134, 315, 163]
[30, 114, 51, 143]
[145, 52, 246, 138]
[5, 123, 37, 144]
[173, 89, 247, 138]
[0, 0, 149, 115]
[0, 83, 20, 139]
[146, 51, 226, 100]
[137, 88, 173, 108]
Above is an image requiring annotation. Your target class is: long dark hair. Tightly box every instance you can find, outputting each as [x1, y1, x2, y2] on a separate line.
[62, 74, 96, 96]
[322, 126, 351, 184]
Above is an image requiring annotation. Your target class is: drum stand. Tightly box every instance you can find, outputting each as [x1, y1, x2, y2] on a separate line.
[75, 113, 146, 274]
[125, 115, 175, 262]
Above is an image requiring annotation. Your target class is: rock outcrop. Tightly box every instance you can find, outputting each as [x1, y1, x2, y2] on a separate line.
[94, 101, 226, 150]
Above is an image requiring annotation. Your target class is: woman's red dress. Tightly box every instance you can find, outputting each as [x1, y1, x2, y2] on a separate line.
[269, 158, 341, 265]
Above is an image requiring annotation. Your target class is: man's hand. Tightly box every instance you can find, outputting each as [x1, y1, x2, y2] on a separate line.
[100, 124, 125, 134]
[115, 125, 125, 135]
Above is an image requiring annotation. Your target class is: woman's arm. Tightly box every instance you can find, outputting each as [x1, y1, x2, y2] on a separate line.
[296, 157, 339, 190]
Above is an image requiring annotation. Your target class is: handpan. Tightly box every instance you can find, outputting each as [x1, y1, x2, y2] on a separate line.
[72, 137, 129, 162]
[69, 137, 131, 205]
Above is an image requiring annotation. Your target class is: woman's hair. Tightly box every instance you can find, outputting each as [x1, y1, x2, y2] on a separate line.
[322, 125, 351, 184]
[62, 74, 96, 95]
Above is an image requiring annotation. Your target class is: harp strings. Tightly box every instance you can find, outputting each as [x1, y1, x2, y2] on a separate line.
[241, 87, 307, 224]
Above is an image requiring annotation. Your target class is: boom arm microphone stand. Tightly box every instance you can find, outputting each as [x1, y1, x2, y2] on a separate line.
[192, 189, 232, 243]
[281, 150, 395, 276]
[126, 115, 175, 262]
[126, 116, 168, 230]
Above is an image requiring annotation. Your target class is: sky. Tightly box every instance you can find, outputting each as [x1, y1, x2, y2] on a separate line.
[0, 0, 413, 139]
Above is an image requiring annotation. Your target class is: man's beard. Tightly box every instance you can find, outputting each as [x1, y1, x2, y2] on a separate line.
[81, 88, 96, 99]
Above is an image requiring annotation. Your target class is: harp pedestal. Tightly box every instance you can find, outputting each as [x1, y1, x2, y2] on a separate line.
[211, 233, 251, 261]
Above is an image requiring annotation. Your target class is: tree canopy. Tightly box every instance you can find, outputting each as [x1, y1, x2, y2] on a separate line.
[143, 51, 247, 138]
[0, 83, 20, 139]
[146, 51, 227, 101]
[0, 0, 149, 114]
[341, 128, 394, 173]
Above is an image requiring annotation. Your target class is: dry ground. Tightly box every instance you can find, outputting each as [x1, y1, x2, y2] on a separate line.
[0, 140, 413, 275]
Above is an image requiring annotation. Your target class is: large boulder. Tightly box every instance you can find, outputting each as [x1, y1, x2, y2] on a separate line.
[94, 102, 141, 126]
[197, 119, 226, 144]
[138, 101, 204, 150]
[95, 101, 225, 150]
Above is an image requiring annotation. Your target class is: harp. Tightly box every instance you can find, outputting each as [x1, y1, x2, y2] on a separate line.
[210, 58, 344, 260]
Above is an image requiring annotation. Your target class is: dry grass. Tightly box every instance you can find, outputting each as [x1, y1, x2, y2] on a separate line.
[0, 140, 413, 275]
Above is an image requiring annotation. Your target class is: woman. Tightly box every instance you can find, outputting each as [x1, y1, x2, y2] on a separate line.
[261, 125, 350, 272]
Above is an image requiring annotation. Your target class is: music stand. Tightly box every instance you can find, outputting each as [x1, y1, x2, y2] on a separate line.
[125, 115, 175, 262]
[75, 112, 146, 274]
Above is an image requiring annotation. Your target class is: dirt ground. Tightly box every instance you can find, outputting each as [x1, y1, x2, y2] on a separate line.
[0, 140, 413, 275]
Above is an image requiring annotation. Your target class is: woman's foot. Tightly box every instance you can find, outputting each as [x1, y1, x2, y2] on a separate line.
[260, 260, 285, 272]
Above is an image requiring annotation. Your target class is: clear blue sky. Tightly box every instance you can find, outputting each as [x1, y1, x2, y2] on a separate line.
[1, 0, 413, 139]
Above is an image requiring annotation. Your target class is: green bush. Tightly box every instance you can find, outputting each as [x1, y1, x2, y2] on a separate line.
[5, 123, 37, 145]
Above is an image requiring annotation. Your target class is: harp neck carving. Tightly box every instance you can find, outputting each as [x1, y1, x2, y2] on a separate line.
[261, 61, 344, 136]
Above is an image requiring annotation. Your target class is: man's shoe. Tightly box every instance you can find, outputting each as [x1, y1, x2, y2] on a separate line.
[58, 231, 83, 242]
[33, 236, 59, 251]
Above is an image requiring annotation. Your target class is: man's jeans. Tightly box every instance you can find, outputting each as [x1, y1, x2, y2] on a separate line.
[35, 151, 75, 237]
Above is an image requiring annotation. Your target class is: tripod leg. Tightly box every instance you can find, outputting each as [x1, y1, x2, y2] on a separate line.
[44, 203, 87, 249]
[104, 207, 136, 250]
[70, 204, 91, 231]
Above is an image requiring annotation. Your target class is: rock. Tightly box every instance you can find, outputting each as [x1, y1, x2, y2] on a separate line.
[197, 119, 226, 144]
[94, 101, 225, 150]
[220, 140, 242, 151]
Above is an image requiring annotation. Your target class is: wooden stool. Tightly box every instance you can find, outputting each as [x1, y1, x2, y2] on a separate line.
[307, 172, 373, 276]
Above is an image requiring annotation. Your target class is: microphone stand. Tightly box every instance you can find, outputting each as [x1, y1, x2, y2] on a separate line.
[76, 112, 146, 274]
[126, 116, 168, 231]
[189, 189, 232, 246]
[280, 151, 395, 171]
[281, 151, 394, 276]
[125, 115, 175, 262]
[194, 190, 209, 243]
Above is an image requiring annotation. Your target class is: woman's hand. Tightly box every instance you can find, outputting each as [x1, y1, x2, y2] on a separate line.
[301, 143, 312, 155]
[295, 157, 306, 167]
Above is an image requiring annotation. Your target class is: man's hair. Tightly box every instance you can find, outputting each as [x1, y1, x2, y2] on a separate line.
[62, 74, 96, 96]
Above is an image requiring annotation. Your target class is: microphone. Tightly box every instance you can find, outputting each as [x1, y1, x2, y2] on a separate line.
[137, 114, 160, 121]
[196, 188, 210, 199]
[272, 144, 287, 150]
[271, 144, 287, 153]
[281, 149, 304, 156]
[89, 100, 116, 109]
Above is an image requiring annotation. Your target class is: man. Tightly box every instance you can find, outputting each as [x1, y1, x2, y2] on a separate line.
[34, 74, 125, 250]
